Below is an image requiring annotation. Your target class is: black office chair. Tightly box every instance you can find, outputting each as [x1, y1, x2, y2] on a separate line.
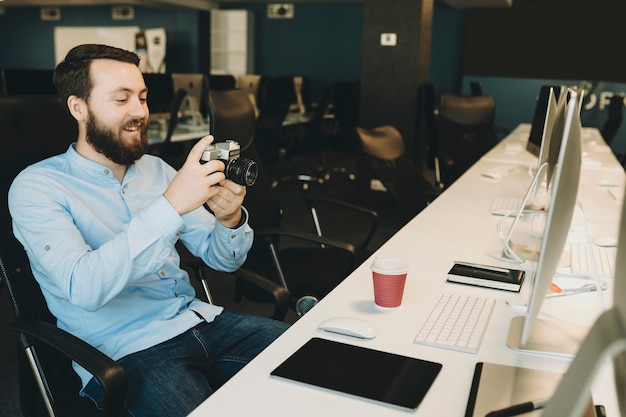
[434, 93, 498, 188]
[0, 95, 126, 417]
[1, 68, 57, 96]
[0, 94, 288, 415]
[254, 75, 298, 163]
[600, 93, 624, 147]
[355, 125, 430, 224]
[208, 74, 237, 91]
[202, 87, 378, 316]
[236, 141, 379, 316]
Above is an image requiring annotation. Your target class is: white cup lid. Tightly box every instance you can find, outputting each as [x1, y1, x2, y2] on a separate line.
[370, 257, 409, 274]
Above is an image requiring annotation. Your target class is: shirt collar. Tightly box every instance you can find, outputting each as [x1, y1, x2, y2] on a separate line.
[66, 143, 138, 185]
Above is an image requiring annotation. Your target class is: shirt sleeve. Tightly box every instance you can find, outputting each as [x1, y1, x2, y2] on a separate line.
[179, 205, 253, 272]
[9, 172, 186, 311]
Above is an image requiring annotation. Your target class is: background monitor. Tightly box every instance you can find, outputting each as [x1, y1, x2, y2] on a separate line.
[171, 73, 208, 124]
[527, 85, 558, 159]
[507, 91, 585, 357]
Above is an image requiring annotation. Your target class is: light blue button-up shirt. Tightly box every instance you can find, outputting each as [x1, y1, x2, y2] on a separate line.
[8, 143, 253, 388]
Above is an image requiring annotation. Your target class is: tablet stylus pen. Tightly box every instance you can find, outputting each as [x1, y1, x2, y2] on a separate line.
[485, 398, 549, 417]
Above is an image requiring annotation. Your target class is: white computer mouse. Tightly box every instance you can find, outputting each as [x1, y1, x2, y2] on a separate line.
[317, 316, 378, 339]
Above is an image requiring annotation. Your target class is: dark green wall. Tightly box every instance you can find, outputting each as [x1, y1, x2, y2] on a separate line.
[0, 3, 463, 100]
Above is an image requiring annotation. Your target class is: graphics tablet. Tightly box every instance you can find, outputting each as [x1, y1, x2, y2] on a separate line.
[271, 337, 442, 410]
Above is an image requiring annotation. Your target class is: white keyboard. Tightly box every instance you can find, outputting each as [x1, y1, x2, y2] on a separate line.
[413, 293, 495, 354]
[570, 243, 617, 278]
[490, 197, 524, 216]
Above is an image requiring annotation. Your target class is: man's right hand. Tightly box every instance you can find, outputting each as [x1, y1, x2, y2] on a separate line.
[163, 135, 226, 216]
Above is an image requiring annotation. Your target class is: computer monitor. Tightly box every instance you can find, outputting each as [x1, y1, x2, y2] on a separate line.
[527, 86, 559, 160]
[171, 73, 208, 125]
[500, 89, 573, 262]
[526, 85, 566, 177]
[541, 187, 626, 417]
[506, 90, 585, 357]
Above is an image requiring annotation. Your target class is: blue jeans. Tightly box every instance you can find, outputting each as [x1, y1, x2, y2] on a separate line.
[83, 312, 289, 417]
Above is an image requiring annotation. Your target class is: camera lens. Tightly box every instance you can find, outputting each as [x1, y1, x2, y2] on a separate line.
[225, 158, 258, 186]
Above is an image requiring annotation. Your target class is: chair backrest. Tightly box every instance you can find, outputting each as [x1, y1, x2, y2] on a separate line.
[0, 95, 100, 417]
[208, 88, 257, 151]
[208, 74, 237, 91]
[0, 95, 77, 235]
[356, 125, 405, 161]
[437, 93, 497, 175]
[256, 76, 296, 128]
[1, 68, 57, 96]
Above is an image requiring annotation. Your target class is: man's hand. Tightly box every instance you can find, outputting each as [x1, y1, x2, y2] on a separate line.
[206, 179, 246, 228]
[163, 136, 226, 216]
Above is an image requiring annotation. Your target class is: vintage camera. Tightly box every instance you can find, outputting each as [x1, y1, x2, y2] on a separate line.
[200, 140, 258, 186]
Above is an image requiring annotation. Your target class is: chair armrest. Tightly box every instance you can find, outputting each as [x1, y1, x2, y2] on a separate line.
[231, 267, 291, 321]
[301, 196, 378, 253]
[10, 320, 127, 414]
[256, 227, 356, 254]
[186, 259, 291, 321]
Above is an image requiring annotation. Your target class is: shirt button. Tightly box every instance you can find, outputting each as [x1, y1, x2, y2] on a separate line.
[230, 234, 237, 240]
[44, 245, 51, 251]
[176, 231, 182, 237]
[122, 188, 126, 194]
[160, 271, 166, 277]
[174, 292, 179, 297]
[104, 169, 110, 175]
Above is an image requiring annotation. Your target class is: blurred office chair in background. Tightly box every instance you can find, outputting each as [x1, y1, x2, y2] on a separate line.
[207, 88, 378, 315]
[0, 68, 57, 96]
[254, 76, 296, 163]
[355, 125, 429, 223]
[234, 140, 379, 316]
[418, 83, 440, 185]
[143, 72, 174, 114]
[434, 93, 498, 188]
[600, 93, 624, 147]
[208, 74, 236, 91]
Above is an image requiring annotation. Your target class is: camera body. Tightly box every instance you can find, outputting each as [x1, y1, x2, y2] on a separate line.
[200, 140, 258, 186]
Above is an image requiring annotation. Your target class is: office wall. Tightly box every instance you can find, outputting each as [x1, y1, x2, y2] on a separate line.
[0, 3, 463, 102]
[0, 6, 208, 72]
[464, 0, 626, 83]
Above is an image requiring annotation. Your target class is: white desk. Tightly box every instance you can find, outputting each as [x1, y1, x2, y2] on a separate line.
[147, 117, 211, 146]
[189, 125, 624, 417]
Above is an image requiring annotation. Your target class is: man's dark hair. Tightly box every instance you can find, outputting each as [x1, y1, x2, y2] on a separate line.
[53, 44, 141, 104]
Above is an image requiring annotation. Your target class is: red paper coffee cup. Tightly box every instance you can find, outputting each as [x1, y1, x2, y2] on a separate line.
[370, 257, 409, 308]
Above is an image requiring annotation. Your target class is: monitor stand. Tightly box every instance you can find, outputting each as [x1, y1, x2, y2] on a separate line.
[507, 316, 588, 358]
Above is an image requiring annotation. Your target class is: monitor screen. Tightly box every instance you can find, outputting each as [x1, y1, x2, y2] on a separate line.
[507, 90, 584, 357]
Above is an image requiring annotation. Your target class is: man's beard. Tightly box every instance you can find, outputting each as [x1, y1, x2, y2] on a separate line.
[85, 110, 149, 166]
